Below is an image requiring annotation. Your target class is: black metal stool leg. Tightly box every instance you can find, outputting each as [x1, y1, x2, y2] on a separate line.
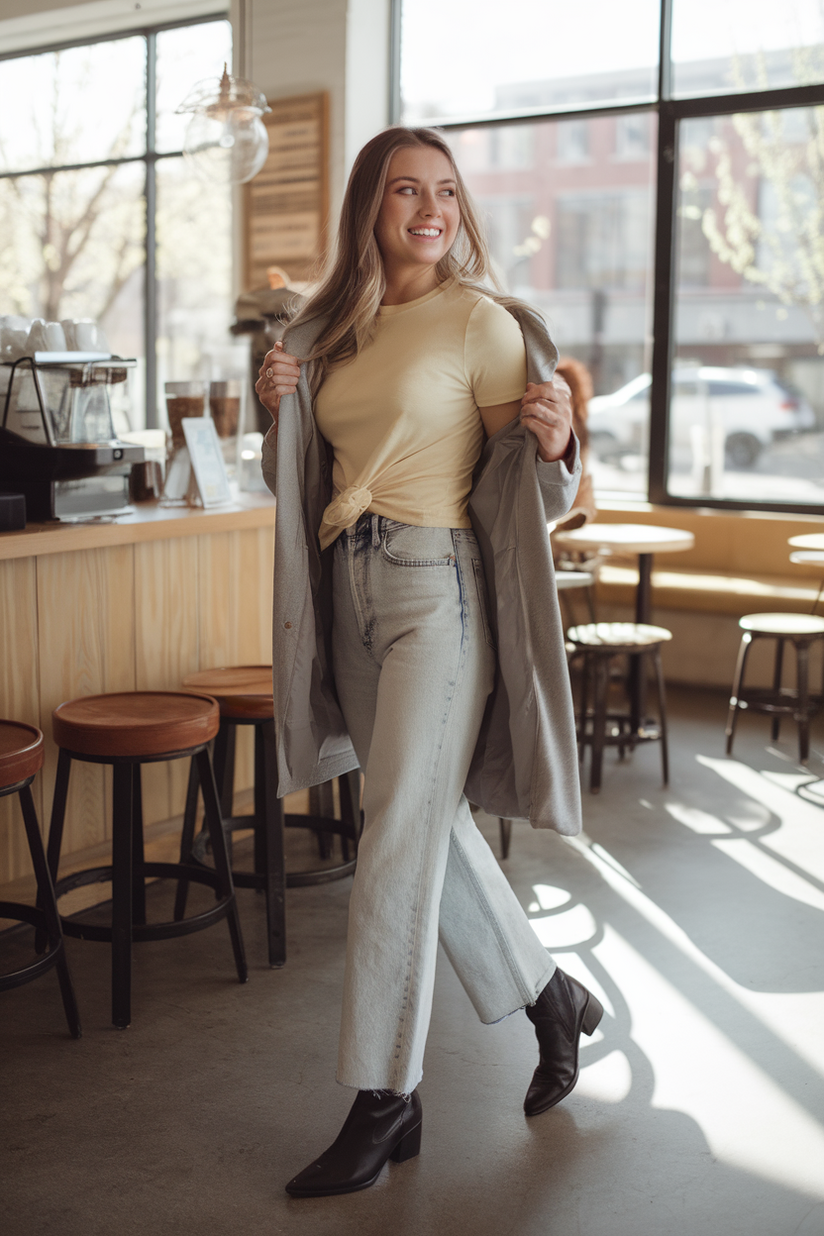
[173, 758, 201, 921]
[578, 651, 591, 763]
[213, 722, 236, 819]
[590, 654, 609, 793]
[253, 723, 267, 879]
[36, 748, 73, 954]
[796, 640, 811, 764]
[195, 748, 247, 983]
[771, 637, 785, 742]
[214, 723, 237, 870]
[111, 762, 134, 1029]
[259, 720, 286, 968]
[653, 648, 669, 787]
[19, 783, 81, 1038]
[499, 818, 512, 859]
[726, 632, 753, 756]
[131, 766, 147, 927]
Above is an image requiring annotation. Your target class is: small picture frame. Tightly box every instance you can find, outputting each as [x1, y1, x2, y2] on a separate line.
[182, 417, 232, 507]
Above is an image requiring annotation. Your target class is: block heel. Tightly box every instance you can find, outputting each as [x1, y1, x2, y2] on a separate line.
[582, 993, 604, 1036]
[390, 1117, 422, 1163]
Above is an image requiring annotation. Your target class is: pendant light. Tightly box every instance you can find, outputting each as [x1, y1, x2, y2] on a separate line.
[176, 2, 270, 185]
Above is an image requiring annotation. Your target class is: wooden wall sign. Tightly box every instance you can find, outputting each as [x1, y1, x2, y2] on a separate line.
[244, 91, 329, 289]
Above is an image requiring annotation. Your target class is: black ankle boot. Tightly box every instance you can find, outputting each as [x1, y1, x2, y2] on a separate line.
[523, 967, 604, 1116]
[285, 1089, 423, 1197]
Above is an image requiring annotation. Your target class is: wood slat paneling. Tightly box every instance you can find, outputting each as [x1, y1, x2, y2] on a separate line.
[197, 527, 275, 800]
[37, 545, 136, 863]
[0, 557, 41, 883]
[134, 536, 201, 828]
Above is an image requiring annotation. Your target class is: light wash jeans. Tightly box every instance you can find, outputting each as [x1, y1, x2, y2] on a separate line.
[332, 514, 556, 1096]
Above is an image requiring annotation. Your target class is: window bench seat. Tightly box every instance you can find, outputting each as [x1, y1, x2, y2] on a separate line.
[596, 563, 823, 618]
[574, 504, 824, 688]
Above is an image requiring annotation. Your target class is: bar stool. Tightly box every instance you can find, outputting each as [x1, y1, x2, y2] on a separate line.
[725, 613, 824, 763]
[46, 691, 248, 1028]
[0, 721, 80, 1037]
[567, 622, 672, 793]
[175, 666, 361, 968]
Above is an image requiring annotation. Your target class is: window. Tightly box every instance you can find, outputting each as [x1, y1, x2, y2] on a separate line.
[615, 113, 650, 160]
[555, 190, 651, 291]
[669, 105, 824, 505]
[556, 120, 590, 164]
[0, 16, 233, 431]
[399, 0, 824, 513]
[449, 115, 656, 497]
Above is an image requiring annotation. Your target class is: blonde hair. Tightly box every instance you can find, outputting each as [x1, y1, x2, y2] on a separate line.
[289, 125, 530, 391]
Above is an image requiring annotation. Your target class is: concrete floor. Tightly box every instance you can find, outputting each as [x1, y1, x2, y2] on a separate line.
[2, 686, 824, 1236]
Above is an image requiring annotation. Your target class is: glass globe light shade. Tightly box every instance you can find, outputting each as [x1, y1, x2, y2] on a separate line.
[178, 69, 271, 185]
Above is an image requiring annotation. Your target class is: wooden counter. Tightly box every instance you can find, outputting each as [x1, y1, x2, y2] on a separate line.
[0, 495, 276, 896]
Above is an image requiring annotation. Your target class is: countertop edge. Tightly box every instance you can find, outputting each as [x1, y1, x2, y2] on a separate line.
[0, 495, 276, 560]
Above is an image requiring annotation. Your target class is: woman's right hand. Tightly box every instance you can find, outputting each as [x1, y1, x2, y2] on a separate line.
[255, 340, 302, 426]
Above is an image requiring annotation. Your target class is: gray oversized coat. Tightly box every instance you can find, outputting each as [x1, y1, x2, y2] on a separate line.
[261, 302, 583, 835]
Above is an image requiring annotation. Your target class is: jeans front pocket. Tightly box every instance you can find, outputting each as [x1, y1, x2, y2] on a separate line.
[471, 557, 497, 650]
[381, 523, 457, 568]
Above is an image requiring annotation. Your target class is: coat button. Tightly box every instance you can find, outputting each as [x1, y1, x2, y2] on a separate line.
[284, 621, 292, 629]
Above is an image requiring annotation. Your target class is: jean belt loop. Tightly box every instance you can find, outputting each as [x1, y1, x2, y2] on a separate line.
[371, 514, 380, 548]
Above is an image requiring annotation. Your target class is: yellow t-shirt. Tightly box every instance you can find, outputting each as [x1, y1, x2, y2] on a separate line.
[314, 280, 527, 549]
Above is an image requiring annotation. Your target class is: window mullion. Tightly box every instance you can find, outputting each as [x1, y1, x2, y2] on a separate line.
[145, 30, 158, 430]
[658, 0, 673, 102]
[648, 103, 677, 505]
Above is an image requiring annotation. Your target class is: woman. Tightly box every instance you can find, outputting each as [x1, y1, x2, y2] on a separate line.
[256, 126, 604, 1199]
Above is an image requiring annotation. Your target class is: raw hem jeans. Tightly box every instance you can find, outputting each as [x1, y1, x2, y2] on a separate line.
[333, 515, 556, 1096]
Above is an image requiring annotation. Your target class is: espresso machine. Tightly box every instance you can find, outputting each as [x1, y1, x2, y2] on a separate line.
[0, 354, 144, 519]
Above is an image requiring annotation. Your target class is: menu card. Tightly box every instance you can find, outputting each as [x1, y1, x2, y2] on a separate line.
[182, 417, 232, 507]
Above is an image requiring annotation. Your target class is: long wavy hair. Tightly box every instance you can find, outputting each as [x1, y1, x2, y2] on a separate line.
[288, 125, 528, 391]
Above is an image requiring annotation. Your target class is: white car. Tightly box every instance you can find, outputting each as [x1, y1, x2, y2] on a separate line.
[587, 367, 817, 468]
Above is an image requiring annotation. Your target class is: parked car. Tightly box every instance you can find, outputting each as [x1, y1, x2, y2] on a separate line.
[587, 367, 816, 468]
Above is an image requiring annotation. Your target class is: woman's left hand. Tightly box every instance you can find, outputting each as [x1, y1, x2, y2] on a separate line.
[520, 376, 574, 463]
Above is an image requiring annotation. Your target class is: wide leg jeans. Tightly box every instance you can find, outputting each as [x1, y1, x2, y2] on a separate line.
[333, 515, 556, 1096]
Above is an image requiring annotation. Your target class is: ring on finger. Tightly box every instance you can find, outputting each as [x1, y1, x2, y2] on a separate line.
[266, 368, 273, 377]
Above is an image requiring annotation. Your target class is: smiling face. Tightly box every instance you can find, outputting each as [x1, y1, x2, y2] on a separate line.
[374, 144, 461, 294]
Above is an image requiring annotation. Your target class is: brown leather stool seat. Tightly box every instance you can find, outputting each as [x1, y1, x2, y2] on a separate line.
[176, 667, 361, 968]
[52, 691, 221, 757]
[46, 692, 247, 1028]
[725, 612, 824, 762]
[0, 721, 80, 1037]
[567, 622, 672, 793]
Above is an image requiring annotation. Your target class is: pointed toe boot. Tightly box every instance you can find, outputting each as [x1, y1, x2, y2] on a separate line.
[285, 1089, 422, 1198]
[523, 967, 604, 1116]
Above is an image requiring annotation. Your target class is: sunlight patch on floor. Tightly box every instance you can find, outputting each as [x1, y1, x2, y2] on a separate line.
[697, 756, 824, 886]
[593, 925, 824, 1200]
[529, 901, 598, 950]
[710, 836, 824, 911]
[563, 825, 824, 1081]
[573, 1048, 633, 1104]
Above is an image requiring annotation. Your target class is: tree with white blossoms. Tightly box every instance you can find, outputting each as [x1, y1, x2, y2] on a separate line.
[697, 50, 824, 356]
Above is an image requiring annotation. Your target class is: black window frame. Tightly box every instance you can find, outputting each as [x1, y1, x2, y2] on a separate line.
[391, 0, 824, 516]
[0, 10, 229, 430]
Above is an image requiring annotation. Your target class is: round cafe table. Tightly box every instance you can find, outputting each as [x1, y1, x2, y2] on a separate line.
[551, 523, 695, 625]
[552, 523, 695, 735]
[788, 534, 824, 552]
